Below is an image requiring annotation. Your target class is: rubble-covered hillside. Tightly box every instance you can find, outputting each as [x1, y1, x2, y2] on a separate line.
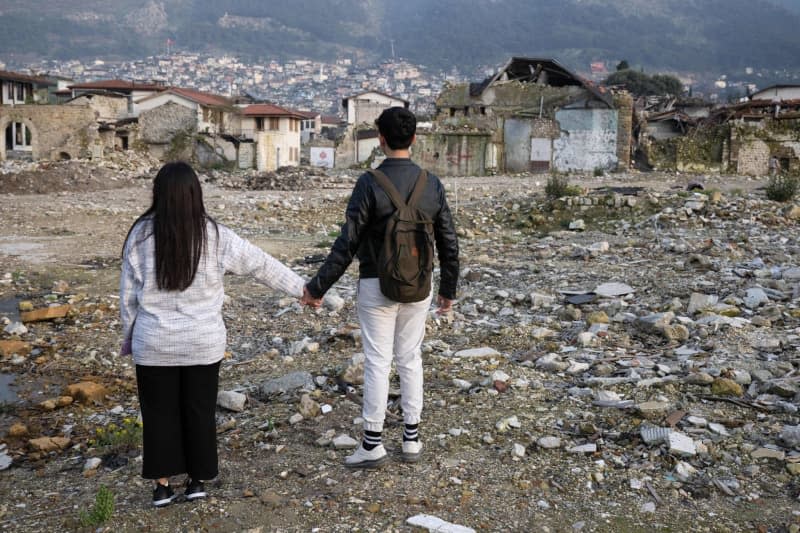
[0, 160, 799, 532]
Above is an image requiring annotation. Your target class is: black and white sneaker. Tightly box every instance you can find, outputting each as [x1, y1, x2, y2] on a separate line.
[184, 479, 207, 501]
[152, 482, 176, 507]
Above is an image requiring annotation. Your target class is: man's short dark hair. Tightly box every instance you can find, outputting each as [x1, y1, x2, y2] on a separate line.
[375, 107, 416, 150]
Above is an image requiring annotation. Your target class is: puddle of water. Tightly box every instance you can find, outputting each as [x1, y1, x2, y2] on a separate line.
[0, 296, 21, 323]
[0, 374, 20, 404]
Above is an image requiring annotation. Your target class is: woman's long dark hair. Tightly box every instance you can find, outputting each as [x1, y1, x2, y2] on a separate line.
[122, 161, 216, 291]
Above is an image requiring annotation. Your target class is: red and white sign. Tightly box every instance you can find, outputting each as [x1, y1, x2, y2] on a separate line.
[310, 147, 335, 168]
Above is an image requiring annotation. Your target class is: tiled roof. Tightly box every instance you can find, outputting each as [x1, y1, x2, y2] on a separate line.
[168, 87, 232, 108]
[243, 103, 304, 118]
[0, 70, 55, 86]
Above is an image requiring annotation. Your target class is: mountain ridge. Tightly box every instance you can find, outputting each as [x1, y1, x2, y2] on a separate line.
[1, 0, 798, 74]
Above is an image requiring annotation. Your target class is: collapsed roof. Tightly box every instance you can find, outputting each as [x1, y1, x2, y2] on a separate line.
[469, 57, 613, 107]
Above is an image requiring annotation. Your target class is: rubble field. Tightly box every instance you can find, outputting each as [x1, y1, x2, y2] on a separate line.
[0, 161, 799, 533]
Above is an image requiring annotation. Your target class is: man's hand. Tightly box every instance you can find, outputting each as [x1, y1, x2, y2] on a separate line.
[301, 286, 323, 308]
[436, 295, 454, 314]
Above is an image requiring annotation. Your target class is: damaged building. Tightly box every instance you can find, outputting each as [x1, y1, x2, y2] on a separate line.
[416, 57, 632, 176]
[638, 87, 800, 176]
[0, 70, 104, 161]
[335, 91, 409, 168]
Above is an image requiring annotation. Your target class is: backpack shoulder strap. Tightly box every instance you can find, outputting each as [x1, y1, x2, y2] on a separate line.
[367, 169, 406, 209]
[407, 169, 428, 208]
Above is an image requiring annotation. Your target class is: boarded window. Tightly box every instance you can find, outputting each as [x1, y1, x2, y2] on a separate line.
[269, 117, 280, 131]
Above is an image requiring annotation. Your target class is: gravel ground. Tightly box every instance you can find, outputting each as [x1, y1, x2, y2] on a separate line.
[0, 162, 798, 532]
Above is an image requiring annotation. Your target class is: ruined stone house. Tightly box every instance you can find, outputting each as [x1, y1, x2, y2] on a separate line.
[724, 97, 800, 175]
[135, 87, 239, 162]
[640, 89, 800, 176]
[0, 70, 103, 162]
[67, 79, 166, 117]
[416, 57, 632, 176]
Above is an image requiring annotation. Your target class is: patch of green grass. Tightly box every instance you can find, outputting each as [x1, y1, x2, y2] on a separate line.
[79, 485, 114, 527]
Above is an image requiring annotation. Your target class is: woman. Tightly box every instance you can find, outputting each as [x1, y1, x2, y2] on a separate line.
[120, 161, 306, 507]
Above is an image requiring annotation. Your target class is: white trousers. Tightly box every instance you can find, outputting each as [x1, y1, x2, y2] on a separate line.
[357, 278, 433, 433]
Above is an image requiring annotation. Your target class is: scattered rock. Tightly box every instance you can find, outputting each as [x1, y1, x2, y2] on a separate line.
[217, 390, 247, 412]
[406, 514, 476, 533]
[259, 372, 315, 396]
[63, 382, 108, 404]
[332, 434, 358, 449]
[0, 340, 30, 358]
[299, 394, 321, 418]
[28, 437, 71, 453]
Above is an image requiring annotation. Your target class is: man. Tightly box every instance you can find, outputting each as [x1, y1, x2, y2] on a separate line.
[769, 156, 779, 177]
[302, 107, 459, 468]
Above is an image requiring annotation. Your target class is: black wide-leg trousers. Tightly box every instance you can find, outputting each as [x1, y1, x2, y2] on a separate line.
[135, 361, 220, 480]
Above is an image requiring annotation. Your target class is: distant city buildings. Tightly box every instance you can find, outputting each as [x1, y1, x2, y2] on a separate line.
[6, 53, 474, 119]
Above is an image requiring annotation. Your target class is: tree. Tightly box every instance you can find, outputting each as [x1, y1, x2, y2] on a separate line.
[604, 70, 684, 97]
[616, 60, 630, 71]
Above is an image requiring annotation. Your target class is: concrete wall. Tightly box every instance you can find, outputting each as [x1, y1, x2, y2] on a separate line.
[0, 104, 100, 161]
[553, 109, 619, 172]
[357, 137, 380, 164]
[238, 142, 255, 169]
[415, 131, 490, 176]
[255, 130, 300, 171]
[435, 82, 626, 175]
[138, 102, 197, 144]
[346, 92, 405, 124]
[751, 87, 800, 102]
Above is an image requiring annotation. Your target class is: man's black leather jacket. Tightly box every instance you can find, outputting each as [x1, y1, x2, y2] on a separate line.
[307, 157, 459, 300]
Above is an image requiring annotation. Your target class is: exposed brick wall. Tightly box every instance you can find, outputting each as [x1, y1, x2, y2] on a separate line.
[614, 92, 634, 169]
[737, 139, 770, 176]
[0, 104, 99, 161]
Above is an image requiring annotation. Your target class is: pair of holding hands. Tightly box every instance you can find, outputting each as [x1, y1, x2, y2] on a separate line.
[300, 286, 323, 309]
[300, 285, 453, 314]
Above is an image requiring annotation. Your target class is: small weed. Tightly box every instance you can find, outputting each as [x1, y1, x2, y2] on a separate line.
[593, 167, 605, 177]
[315, 240, 332, 249]
[729, 188, 744, 197]
[79, 485, 114, 527]
[327, 230, 341, 238]
[88, 417, 143, 452]
[765, 174, 799, 202]
[0, 403, 17, 415]
[545, 175, 579, 199]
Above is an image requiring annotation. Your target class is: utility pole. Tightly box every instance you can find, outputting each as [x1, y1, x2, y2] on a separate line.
[390, 39, 395, 60]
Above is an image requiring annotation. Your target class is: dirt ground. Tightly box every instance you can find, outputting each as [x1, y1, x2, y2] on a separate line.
[0, 163, 798, 533]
